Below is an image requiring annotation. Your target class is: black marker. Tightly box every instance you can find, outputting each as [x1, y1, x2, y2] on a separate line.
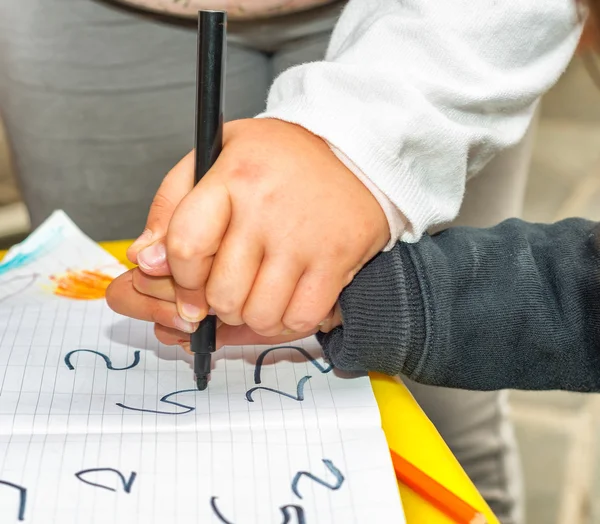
[192, 10, 226, 391]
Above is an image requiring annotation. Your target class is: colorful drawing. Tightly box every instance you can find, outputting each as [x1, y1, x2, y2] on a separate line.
[49, 270, 114, 300]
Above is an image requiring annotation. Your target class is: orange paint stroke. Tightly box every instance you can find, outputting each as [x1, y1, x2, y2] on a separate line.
[50, 269, 114, 300]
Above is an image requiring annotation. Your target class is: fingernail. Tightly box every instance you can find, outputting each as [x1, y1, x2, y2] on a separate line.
[179, 303, 203, 323]
[173, 316, 199, 334]
[207, 307, 216, 316]
[129, 229, 153, 251]
[138, 242, 166, 270]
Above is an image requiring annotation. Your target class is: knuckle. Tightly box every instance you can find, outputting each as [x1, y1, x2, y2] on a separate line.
[211, 301, 240, 319]
[228, 158, 261, 186]
[150, 191, 175, 218]
[131, 269, 147, 294]
[167, 234, 198, 263]
[148, 302, 168, 327]
[255, 326, 282, 337]
[283, 315, 317, 334]
[206, 289, 240, 318]
[211, 303, 236, 318]
[242, 311, 280, 336]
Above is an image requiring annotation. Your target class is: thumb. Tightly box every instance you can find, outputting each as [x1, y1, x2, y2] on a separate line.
[126, 150, 195, 265]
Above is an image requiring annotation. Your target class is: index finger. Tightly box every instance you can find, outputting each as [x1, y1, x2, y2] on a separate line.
[167, 176, 231, 291]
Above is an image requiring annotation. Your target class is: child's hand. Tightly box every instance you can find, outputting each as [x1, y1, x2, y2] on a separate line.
[125, 118, 388, 337]
[106, 267, 342, 351]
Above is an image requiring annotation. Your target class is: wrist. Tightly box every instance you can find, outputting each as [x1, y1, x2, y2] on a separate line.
[327, 145, 407, 252]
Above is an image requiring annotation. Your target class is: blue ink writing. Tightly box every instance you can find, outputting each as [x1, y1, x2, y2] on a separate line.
[210, 497, 234, 524]
[117, 389, 197, 415]
[291, 459, 344, 499]
[246, 344, 334, 403]
[254, 345, 332, 385]
[75, 468, 137, 493]
[280, 505, 306, 524]
[64, 349, 141, 371]
[246, 375, 312, 403]
[0, 480, 27, 521]
[210, 497, 306, 524]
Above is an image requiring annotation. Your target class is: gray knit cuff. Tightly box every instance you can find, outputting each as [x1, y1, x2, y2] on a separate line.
[316, 245, 426, 377]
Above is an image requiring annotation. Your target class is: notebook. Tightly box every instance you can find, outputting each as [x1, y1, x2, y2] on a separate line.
[0, 211, 405, 523]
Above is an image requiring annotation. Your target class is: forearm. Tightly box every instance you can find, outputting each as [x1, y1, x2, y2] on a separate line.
[318, 218, 600, 392]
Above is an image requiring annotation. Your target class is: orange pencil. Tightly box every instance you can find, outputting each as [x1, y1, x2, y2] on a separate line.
[389, 448, 488, 524]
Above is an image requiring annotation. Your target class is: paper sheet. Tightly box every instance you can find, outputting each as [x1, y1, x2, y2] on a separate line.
[0, 212, 405, 523]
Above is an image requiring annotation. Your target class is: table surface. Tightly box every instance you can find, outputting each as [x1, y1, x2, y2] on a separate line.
[1, 240, 498, 524]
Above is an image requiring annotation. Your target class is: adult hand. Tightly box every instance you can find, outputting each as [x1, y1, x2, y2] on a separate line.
[120, 118, 388, 337]
[106, 267, 342, 352]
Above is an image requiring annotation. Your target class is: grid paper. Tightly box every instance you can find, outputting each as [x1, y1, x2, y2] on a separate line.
[0, 212, 405, 523]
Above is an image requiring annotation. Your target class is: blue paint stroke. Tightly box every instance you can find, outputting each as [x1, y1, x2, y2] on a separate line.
[0, 225, 63, 275]
[246, 375, 312, 403]
[64, 349, 141, 371]
[210, 497, 306, 524]
[254, 345, 332, 385]
[291, 459, 345, 499]
[0, 480, 27, 521]
[116, 389, 197, 415]
[75, 468, 137, 493]
[0, 252, 41, 275]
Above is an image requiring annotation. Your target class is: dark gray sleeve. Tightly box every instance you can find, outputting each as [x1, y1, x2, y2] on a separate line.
[317, 218, 600, 392]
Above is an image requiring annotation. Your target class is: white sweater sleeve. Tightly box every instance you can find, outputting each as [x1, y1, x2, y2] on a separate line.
[256, 0, 582, 243]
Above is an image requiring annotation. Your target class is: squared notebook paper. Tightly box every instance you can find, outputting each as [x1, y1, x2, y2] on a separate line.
[0, 211, 405, 523]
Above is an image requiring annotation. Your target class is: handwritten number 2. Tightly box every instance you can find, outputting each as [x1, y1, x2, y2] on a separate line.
[246, 345, 333, 403]
[253, 346, 333, 384]
[64, 349, 141, 371]
[116, 389, 197, 415]
[246, 375, 312, 403]
[210, 497, 306, 524]
[75, 468, 137, 493]
[291, 459, 344, 499]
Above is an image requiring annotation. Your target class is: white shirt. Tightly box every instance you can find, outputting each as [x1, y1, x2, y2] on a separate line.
[257, 0, 582, 246]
